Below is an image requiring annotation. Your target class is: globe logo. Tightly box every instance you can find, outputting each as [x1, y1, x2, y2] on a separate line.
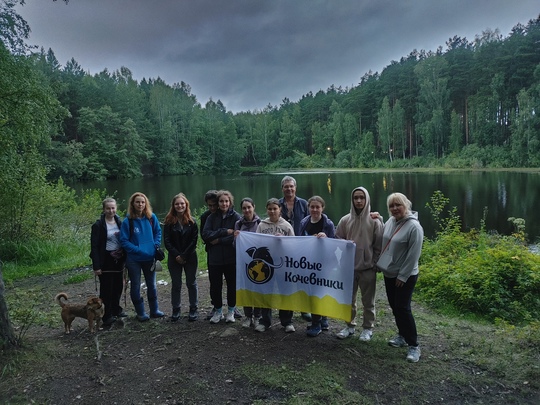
[245, 246, 282, 285]
[246, 258, 273, 284]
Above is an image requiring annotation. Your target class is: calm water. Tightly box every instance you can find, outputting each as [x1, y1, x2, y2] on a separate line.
[72, 170, 540, 241]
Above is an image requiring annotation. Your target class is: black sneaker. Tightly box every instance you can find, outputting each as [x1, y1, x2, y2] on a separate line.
[102, 316, 117, 326]
[188, 309, 198, 322]
[306, 324, 321, 337]
[170, 308, 181, 322]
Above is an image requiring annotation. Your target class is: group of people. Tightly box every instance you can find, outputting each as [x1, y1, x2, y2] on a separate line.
[89, 176, 424, 363]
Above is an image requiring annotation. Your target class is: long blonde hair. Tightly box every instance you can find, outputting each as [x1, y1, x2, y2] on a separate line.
[127, 192, 153, 219]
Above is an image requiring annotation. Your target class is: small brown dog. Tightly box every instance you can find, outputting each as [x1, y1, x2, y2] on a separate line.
[55, 292, 104, 334]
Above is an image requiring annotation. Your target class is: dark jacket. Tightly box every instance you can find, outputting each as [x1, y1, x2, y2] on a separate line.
[200, 209, 212, 252]
[279, 196, 308, 236]
[90, 214, 124, 271]
[164, 220, 198, 261]
[202, 208, 241, 266]
[298, 213, 336, 238]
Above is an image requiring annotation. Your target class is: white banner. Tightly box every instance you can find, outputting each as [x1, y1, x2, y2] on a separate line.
[235, 232, 356, 322]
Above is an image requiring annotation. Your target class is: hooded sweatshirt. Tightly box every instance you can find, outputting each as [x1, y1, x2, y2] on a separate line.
[256, 216, 294, 236]
[234, 213, 261, 233]
[335, 187, 383, 271]
[379, 211, 423, 282]
[120, 213, 162, 263]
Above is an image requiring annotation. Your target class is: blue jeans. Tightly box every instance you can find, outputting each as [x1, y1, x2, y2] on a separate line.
[126, 260, 157, 305]
[384, 274, 418, 347]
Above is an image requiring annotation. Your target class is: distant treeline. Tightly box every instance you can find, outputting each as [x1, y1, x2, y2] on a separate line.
[10, 16, 540, 182]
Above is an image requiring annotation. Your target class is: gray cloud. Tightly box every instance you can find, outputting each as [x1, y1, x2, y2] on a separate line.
[17, 0, 539, 112]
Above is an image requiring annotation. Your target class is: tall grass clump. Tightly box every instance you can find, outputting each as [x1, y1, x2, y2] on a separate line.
[1, 187, 107, 283]
[418, 191, 540, 325]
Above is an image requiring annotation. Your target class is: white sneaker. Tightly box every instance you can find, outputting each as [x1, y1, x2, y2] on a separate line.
[284, 324, 295, 333]
[254, 323, 266, 332]
[359, 329, 373, 342]
[336, 327, 355, 339]
[225, 310, 235, 323]
[252, 317, 260, 328]
[406, 346, 421, 363]
[242, 317, 252, 328]
[209, 309, 223, 324]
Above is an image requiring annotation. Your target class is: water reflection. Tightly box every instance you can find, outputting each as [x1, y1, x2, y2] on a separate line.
[71, 171, 540, 241]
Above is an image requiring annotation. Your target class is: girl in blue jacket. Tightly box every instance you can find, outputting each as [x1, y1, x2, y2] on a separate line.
[120, 192, 164, 321]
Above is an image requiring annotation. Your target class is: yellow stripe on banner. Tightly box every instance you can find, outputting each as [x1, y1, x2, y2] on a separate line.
[237, 289, 352, 323]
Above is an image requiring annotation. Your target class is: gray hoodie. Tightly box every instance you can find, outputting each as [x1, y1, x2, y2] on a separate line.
[379, 211, 424, 282]
[335, 187, 383, 271]
[256, 217, 294, 236]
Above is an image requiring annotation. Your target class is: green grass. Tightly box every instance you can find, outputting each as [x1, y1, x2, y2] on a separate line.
[63, 272, 94, 285]
[2, 238, 89, 283]
[240, 361, 370, 404]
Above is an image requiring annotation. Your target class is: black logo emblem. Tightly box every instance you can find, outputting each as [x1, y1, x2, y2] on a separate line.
[245, 246, 282, 284]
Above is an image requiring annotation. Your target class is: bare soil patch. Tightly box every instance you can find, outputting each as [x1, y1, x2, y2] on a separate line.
[1, 269, 538, 404]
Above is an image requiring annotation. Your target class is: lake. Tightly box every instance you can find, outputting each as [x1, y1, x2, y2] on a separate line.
[72, 170, 540, 241]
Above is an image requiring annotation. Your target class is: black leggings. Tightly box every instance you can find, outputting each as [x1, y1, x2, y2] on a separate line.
[99, 253, 124, 319]
[208, 263, 236, 309]
[384, 274, 418, 346]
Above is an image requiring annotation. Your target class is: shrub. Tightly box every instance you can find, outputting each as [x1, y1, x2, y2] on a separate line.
[418, 192, 540, 325]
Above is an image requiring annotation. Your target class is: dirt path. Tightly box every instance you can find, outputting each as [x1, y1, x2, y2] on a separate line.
[1, 269, 537, 404]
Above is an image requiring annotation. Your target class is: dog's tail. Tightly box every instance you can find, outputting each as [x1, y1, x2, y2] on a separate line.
[55, 292, 69, 307]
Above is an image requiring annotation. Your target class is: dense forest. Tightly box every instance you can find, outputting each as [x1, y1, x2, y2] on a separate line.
[3, 4, 540, 183]
[3, 7, 540, 183]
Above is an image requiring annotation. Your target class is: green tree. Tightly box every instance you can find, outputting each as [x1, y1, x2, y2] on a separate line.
[392, 100, 406, 159]
[278, 108, 303, 161]
[249, 105, 278, 166]
[78, 106, 149, 179]
[377, 96, 393, 161]
[356, 130, 375, 167]
[0, 43, 65, 240]
[328, 100, 345, 154]
[449, 110, 463, 154]
[414, 55, 451, 158]
[511, 89, 538, 166]
[311, 121, 329, 159]
[0, 0, 30, 54]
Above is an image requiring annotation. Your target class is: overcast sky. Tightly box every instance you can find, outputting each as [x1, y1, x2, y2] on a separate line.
[16, 1, 539, 113]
